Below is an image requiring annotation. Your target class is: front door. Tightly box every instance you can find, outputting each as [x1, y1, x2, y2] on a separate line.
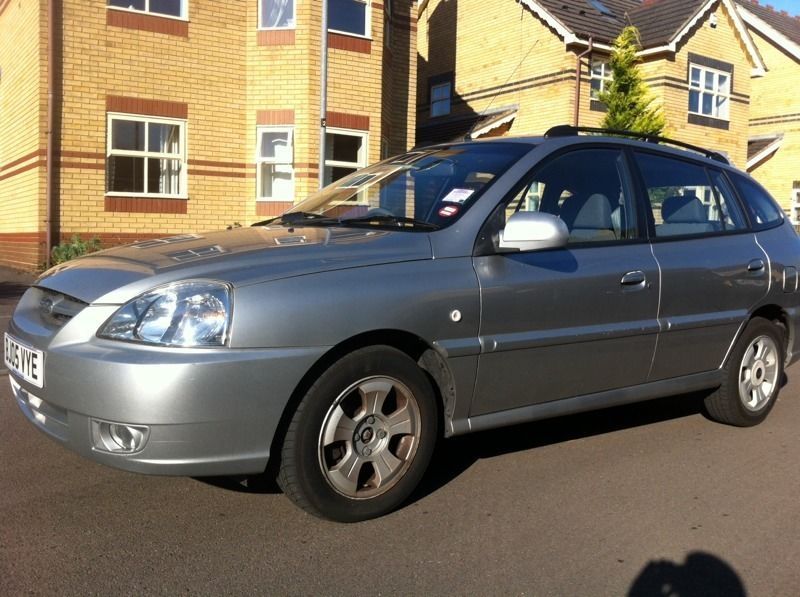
[469, 147, 661, 417]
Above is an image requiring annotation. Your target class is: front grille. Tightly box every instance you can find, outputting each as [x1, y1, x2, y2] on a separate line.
[9, 377, 69, 442]
[37, 289, 87, 328]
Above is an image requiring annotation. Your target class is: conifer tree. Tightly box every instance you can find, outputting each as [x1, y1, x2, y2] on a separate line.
[599, 26, 666, 136]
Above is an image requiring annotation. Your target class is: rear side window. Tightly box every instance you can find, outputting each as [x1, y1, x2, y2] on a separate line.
[730, 173, 784, 229]
[634, 152, 747, 238]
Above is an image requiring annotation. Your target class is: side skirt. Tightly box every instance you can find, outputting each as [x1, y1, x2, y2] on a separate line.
[448, 370, 723, 437]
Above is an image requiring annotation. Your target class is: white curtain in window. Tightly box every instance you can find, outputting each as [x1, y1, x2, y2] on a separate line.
[267, 0, 292, 28]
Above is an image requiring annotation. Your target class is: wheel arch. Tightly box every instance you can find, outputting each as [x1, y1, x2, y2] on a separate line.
[265, 329, 455, 476]
[722, 305, 792, 369]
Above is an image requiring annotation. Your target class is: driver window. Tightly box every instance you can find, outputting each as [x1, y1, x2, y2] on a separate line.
[505, 148, 638, 243]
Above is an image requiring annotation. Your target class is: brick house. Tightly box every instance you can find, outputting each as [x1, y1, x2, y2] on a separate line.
[417, 0, 798, 208]
[0, 0, 417, 269]
[734, 0, 800, 220]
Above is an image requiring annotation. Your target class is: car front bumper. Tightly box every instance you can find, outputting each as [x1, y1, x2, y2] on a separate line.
[7, 287, 327, 477]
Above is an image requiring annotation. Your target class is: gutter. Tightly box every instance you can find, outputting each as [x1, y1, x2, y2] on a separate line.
[45, 0, 57, 269]
[573, 37, 593, 126]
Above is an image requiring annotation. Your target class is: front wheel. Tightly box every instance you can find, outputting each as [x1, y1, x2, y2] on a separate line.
[278, 346, 437, 522]
[704, 317, 785, 427]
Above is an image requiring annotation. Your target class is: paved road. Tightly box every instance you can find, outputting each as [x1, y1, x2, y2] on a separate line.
[2, 278, 800, 595]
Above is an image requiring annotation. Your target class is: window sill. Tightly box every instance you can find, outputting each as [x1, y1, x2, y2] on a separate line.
[105, 196, 188, 214]
[688, 113, 730, 130]
[257, 29, 296, 46]
[328, 32, 372, 54]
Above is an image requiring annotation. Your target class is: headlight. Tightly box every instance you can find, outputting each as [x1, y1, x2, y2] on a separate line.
[98, 281, 232, 347]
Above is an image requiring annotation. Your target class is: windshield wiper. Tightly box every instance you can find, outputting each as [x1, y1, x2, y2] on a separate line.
[257, 212, 341, 227]
[341, 215, 440, 231]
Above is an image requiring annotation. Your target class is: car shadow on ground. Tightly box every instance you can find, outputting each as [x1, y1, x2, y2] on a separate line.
[199, 389, 712, 499]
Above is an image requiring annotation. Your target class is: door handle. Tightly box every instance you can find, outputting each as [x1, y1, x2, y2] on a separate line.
[747, 259, 765, 272]
[621, 271, 646, 286]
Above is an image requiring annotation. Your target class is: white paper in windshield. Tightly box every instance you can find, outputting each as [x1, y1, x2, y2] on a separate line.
[442, 188, 475, 204]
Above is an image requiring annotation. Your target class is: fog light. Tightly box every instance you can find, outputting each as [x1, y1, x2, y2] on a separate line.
[91, 420, 149, 453]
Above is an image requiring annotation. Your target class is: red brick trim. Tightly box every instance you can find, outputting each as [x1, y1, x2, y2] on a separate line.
[0, 149, 47, 172]
[328, 32, 371, 54]
[295, 172, 320, 179]
[374, 2, 384, 10]
[256, 201, 293, 217]
[187, 169, 248, 178]
[0, 232, 46, 242]
[0, 232, 46, 269]
[107, 95, 188, 119]
[257, 29, 295, 46]
[60, 232, 164, 246]
[257, 109, 295, 125]
[188, 159, 251, 169]
[327, 112, 370, 130]
[60, 151, 105, 160]
[59, 162, 104, 170]
[105, 197, 188, 214]
[0, 0, 11, 17]
[0, 159, 46, 182]
[106, 9, 189, 37]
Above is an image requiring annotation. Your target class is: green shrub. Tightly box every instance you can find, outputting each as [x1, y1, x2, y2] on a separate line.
[51, 235, 102, 265]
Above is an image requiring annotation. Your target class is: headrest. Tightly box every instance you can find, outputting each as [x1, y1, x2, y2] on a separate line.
[572, 193, 612, 229]
[662, 196, 706, 223]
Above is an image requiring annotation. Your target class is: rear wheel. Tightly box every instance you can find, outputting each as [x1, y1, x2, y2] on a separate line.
[278, 346, 437, 522]
[704, 317, 784, 427]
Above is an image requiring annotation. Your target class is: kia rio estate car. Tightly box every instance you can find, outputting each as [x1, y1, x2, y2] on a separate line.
[6, 126, 800, 522]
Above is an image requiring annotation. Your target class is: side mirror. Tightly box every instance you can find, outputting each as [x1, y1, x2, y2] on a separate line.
[498, 211, 569, 252]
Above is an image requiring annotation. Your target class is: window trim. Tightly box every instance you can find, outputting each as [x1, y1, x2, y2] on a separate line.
[256, 125, 295, 202]
[589, 59, 612, 100]
[688, 62, 731, 122]
[106, 112, 188, 200]
[106, 0, 189, 22]
[323, 127, 369, 187]
[327, 0, 372, 40]
[258, 0, 296, 31]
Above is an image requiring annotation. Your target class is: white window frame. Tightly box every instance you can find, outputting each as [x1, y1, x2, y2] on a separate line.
[589, 60, 612, 100]
[328, 0, 372, 39]
[258, 0, 295, 30]
[256, 126, 295, 202]
[106, 113, 188, 199]
[430, 81, 451, 117]
[106, 0, 188, 21]
[324, 127, 368, 188]
[689, 63, 731, 121]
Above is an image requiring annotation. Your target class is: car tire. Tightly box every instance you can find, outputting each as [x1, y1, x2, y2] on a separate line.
[704, 317, 785, 427]
[277, 346, 437, 522]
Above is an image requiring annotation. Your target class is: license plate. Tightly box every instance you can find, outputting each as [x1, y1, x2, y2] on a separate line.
[4, 333, 44, 388]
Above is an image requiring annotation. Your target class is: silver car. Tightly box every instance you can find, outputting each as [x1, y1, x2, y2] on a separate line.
[6, 127, 800, 521]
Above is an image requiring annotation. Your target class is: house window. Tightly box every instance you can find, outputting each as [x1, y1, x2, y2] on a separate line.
[106, 114, 186, 197]
[590, 60, 611, 100]
[259, 0, 294, 29]
[689, 64, 730, 120]
[107, 0, 187, 19]
[329, 0, 369, 37]
[324, 129, 367, 186]
[256, 127, 294, 200]
[430, 81, 451, 117]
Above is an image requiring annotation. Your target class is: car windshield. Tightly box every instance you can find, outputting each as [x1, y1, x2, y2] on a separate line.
[264, 142, 532, 230]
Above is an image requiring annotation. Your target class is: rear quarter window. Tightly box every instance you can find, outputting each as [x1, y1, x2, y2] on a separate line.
[730, 173, 784, 229]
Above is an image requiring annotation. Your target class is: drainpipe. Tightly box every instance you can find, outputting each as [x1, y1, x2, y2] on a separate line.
[573, 38, 593, 127]
[45, 0, 57, 269]
[319, 0, 328, 189]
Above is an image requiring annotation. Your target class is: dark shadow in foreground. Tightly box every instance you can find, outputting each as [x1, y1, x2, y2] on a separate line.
[629, 551, 747, 597]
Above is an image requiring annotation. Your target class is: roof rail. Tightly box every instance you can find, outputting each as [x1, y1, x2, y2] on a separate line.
[544, 125, 730, 165]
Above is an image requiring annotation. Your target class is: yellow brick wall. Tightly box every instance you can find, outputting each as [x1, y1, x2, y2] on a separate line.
[747, 29, 800, 211]
[418, 0, 575, 137]
[0, 0, 416, 268]
[0, 0, 47, 267]
[58, 0, 249, 237]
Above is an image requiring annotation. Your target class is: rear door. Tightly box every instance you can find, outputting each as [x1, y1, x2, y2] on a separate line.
[633, 151, 770, 380]
[469, 147, 661, 416]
